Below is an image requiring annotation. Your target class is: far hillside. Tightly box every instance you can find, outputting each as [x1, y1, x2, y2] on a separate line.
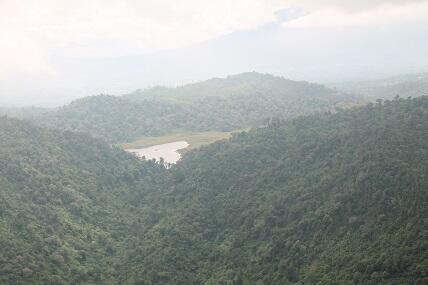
[126, 72, 345, 103]
[32, 72, 359, 143]
[0, 106, 50, 120]
[332, 72, 428, 100]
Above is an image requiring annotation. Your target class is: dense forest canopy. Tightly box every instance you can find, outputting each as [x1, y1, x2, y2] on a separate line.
[28, 73, 359, 143]
[0, 116, 164, 284]
[1, 0, 427, 284]
[118, 96, 428, 284]
[1, 96, 427, 284]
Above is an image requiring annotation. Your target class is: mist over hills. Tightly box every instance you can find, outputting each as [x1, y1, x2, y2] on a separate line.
[1, 96, 427, 284]
[27, 73, 359, 143]
[331, 73, 428, 101]
[0, 107, 50, 120]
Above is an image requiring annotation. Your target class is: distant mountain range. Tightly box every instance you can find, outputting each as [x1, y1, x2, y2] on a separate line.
[331, 72, 428, 100]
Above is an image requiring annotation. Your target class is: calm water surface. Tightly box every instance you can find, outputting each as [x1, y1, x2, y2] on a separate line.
[125, 141, 189, 164]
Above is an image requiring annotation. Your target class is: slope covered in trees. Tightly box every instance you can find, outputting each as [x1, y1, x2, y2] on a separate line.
[126, 72, 345, 103]
[0, 116, 164, 284]
[1, 96, 427, 284]
[33, 73, 358, 143]
[119, 96, 428, 284]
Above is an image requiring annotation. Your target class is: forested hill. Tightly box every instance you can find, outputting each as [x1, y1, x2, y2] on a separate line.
[120, 96, 428, 284]
[0, 116, 164, 284]
[34, 95, 187, 143]
[125, 72, 346, 103]
[1, 97, 427, 284]
[32, 72, 359, 143]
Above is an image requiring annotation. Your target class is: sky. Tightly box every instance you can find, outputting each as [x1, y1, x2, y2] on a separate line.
[1, 0, 428, 106]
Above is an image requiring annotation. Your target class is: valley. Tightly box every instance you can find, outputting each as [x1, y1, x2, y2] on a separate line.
[122, 130, 238, 164]
[0, 74, 427, 284]
[120, 130, 236, 151]
[120, 130, 240, 163]
[2, 2, 428, 284]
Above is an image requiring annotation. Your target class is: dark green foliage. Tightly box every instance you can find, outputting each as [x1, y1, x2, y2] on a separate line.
[121, 96, 428, 284]
[0, 117, 164, 284]
[1, 96, 428, 284]
[34, 73, 357, 143]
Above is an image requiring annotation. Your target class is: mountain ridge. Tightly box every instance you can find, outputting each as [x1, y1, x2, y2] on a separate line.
[30, 72, 360, 143]
[332, 72, 428, 100]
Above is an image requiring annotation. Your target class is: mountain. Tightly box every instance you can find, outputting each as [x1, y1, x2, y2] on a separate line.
[118, 96, 428, 284]
[0, 116, 164, 284]
[332, 73, 428, 100]
[125, 72, 342, 103]
[2, 96, 427, 284]
[33, 73, 359, 143]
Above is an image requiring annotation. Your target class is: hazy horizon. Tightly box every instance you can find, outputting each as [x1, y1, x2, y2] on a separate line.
[2, 69, 428, 108]
[1, 0, 428, 107]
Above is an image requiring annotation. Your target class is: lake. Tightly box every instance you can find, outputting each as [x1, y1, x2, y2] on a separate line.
[125, 141, 189, 164]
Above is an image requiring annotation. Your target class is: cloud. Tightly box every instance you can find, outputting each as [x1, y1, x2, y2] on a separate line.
[283, 0, 428, 28]
[0, 30, 58, 76]
[0, 0, 290, 75]
[290, 0, 426, 12]
[0, 0, 426, 93]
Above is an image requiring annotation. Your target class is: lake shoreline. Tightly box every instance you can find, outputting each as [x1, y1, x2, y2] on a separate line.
[125, 141, 189, 164]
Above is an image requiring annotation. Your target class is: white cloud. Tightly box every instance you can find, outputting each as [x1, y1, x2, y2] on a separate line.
[0, 28, 55, 75]
[0, 0, 289, 75]
[0, 0, 426, 86]
[283, 1, 428, 28]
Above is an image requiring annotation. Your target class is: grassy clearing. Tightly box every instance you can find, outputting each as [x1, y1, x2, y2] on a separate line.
[120, 130, 241, 151]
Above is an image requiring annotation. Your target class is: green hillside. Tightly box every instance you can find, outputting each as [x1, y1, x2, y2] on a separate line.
[126, 72, 343, 103]
[119, 96, 428, 284]
[33, 73, 359, 143]
[0, 116, 164, 284]
[1, 96, 427, 284]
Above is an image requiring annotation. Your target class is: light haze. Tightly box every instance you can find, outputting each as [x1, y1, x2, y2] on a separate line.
[1, 0, 427, 106]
